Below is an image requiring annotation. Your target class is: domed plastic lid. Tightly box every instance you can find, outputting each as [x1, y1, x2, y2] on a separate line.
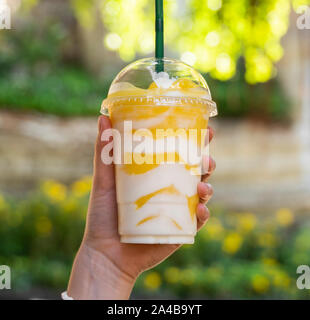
[101, 57, 217, 117]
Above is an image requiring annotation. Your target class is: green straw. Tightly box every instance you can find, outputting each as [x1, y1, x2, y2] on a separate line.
[155, 0, 164, 72]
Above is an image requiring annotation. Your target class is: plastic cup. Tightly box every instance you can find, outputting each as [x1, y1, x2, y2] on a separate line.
[101, 58, 217, 244]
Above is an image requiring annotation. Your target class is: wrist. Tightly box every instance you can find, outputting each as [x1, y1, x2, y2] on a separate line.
[67, 243, 135, 300]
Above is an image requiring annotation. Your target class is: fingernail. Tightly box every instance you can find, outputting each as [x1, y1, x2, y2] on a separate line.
[207, 157, 216, 173]
[205, 183, 214, 195]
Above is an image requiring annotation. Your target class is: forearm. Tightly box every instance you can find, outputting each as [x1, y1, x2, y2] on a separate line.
[67, 243, 135, 300]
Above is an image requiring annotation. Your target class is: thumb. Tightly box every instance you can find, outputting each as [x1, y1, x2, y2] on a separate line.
[92, 115, 115, 194]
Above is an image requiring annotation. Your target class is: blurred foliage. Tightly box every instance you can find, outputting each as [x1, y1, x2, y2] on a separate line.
[0, 67, 106, 116]
[70, 0, 310, 84]
[138, 207, 309, 299]
[0, 178, 309, 298]
[0, 2, 292, 119]
[21, 0, 310, 83]
[0, 22, 108, 116]
[0, 21, 63, 69]
[0, 20, 290, 120]
[205, 68, 291, 121]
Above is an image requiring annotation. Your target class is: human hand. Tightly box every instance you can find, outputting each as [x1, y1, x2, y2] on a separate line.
[67, 115, 216, 299]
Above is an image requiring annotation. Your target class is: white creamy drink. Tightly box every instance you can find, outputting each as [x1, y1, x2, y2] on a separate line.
[101, 58, 217, 244]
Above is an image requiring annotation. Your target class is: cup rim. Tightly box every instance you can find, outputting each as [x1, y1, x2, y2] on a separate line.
[101, 95, 218, 117]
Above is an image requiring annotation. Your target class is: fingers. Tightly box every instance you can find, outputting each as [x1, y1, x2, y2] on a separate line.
[196, 204, 211, 231]
[207, 126, 214, 144]
[197, 182, 214, 203]
[202, 127, 215, 181]
[196, 181, 213, 231]
[196, 127, 214, 231]
[92, 115, 115, 193]
[201, 156, 216, 182]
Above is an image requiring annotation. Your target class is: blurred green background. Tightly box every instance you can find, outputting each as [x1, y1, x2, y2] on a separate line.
[0, 0, 310, 299]
[1, 179, 309, 298]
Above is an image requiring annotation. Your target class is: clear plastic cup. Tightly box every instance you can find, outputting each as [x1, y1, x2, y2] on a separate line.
[101, 58, 217, 244]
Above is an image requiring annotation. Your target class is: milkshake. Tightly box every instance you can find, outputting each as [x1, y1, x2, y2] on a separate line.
[101, 58, 217, 244]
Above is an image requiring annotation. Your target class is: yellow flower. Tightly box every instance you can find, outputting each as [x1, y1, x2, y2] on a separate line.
[252, 275, 270, 293]
[258, 233, 277, 247]
[42, 180, 67, 202]
[205, 218, 224, 240]
[62, 198, 78, 213]
[144, 272, 161, 290]
[71, 176, 92, 197]
[237, 213, 257, 233]
[262, 258, 278, 266]
[35, 216, 52, 235]
[164, 267, 180, 284]
[273, 271, 291, 289]
[222, 232, 243, 254]
[276, 208, 294, 227]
